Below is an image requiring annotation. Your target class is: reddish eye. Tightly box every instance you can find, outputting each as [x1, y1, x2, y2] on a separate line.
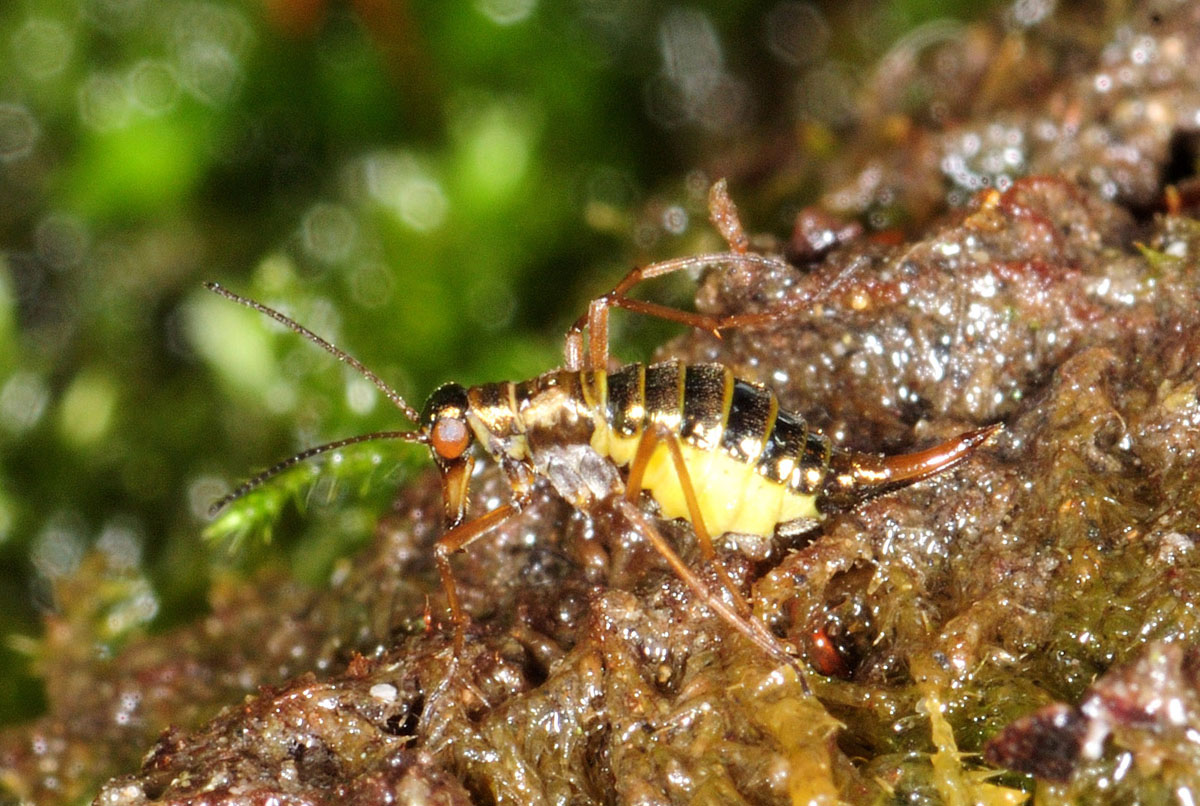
[431, 418, 470, 460]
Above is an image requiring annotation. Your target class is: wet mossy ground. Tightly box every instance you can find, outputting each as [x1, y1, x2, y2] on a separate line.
[9, 2, 1200, 804]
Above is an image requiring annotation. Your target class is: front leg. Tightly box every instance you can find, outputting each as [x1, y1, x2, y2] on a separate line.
[433, 455, 535, 654]
[434, 504, 520, 655]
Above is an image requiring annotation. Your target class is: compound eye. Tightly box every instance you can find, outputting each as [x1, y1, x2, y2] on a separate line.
[431, 417, 470, 460]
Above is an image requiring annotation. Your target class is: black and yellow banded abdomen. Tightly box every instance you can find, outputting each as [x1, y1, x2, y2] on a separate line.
[588, 360, 831, 538]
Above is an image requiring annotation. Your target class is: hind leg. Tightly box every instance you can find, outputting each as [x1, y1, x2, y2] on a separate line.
[621, 422, 808, 688]
[625, 424, 751, 613]
[563, 253, 790, 371]
[564, 182, 793, 371]
[611, 495, 808, 690]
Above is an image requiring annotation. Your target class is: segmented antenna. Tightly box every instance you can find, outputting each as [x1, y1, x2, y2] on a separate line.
[208, 430, 425, 516]
[204, 282, 422, 424]
[204, 282, 431, 516]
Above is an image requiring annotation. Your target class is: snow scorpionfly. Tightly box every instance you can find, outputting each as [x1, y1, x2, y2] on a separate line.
[208, 183, 997, 689]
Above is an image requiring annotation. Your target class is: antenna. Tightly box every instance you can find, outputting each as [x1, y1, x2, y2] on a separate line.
[204, 282, 422, 424]
[208, 429, 426, 515]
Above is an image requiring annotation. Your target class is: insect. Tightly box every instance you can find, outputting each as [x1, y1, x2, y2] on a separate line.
[208, 193, 997, 688]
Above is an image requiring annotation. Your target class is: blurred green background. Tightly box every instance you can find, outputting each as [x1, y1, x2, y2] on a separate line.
[0, 0, 998, 725]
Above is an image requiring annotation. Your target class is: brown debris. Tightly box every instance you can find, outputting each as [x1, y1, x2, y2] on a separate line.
[811, 3, 1200, 226]
[986, 642, 1200, 790]
[983, 704, 1087, 782]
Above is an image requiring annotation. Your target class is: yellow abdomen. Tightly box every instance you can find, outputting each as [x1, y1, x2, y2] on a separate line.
[591, 422, 818, 539]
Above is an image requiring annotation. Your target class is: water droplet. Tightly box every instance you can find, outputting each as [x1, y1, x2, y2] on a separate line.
[0, 371, 49, 433]
[178, 41, 241, 106]
[85, 0, 147, 31]
[96, 518, 144, 570]
[32, 512, 85, 580]
[348, 261, 394, 309]
[765, 2, 828, 67]
[58, 370, 118, 447]
[661, 204, 688, 235]
[11, 17, 72, 79]
[0, 103, 39, 162]
[189, 476, 229, 520]
[476, 0, 537, 25]
[128, 60, 180, 114]
[346, 375, 377, 415]
[1009, 0, 1055, 27]
[363, 153, 447, 232]
[646, 7, 741, 130]
[467, 276, 516, 330]
[301, 202, 358, 264]
[79, 73, 131, 131]
[172, 4, 250, 106]
[794, 64, 856, 127]
[35, 213, 89, 272]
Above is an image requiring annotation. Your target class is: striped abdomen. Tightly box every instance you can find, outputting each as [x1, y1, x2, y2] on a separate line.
[587, 360, 831, 538]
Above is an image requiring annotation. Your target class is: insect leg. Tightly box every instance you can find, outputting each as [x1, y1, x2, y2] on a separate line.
[563, 252, 791, 371]
[707, 178, 749, 254]
[622, 423, 809, 687]
[613, 497, 809, 691]
[625, 423, 753, 617]
[433, 504, 519, 654]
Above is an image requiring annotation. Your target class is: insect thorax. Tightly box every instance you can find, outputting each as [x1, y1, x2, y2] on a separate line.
[465, 371, 617, 508]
